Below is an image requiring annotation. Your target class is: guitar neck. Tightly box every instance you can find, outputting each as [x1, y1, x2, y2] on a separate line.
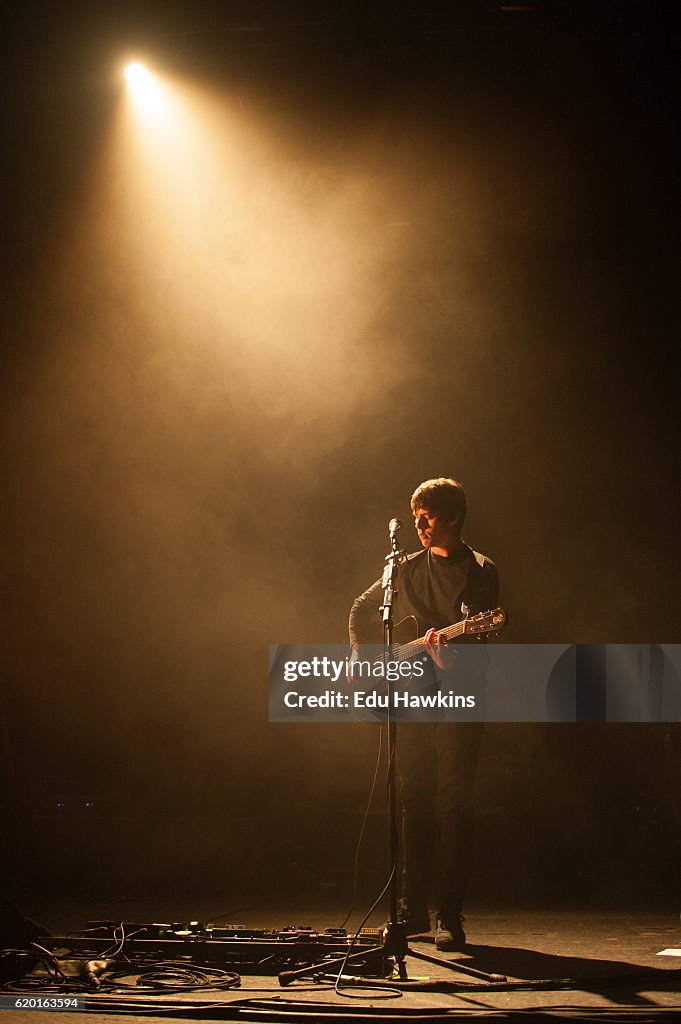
[393, 619, 468, 664]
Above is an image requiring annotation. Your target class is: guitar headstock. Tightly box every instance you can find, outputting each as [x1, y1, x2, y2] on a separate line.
[463, 608, 507, 636]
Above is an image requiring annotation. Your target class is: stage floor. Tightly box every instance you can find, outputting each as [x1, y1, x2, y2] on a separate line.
[6, 898, 681, 1022]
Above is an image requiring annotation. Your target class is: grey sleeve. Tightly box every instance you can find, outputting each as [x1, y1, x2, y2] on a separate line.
[348, 577, 384, 648]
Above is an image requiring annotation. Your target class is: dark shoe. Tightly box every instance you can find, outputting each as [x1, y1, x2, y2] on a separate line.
[435, 914, 467, 952]
[396, 898, 431, 936]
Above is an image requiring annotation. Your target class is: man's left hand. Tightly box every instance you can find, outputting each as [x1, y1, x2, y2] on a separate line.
[424, 628, 457, 671]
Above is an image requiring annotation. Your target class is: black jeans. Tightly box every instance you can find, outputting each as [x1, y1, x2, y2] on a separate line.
[398, 721, 483, 922]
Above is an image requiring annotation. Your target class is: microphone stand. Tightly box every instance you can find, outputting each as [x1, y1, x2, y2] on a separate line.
[380, 522, 409, 976]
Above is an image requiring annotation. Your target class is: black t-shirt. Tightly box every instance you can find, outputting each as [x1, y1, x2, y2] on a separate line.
[348, 544, 498, 648]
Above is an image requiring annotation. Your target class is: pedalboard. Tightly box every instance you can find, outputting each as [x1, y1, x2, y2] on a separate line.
[43, 920, 385, 975]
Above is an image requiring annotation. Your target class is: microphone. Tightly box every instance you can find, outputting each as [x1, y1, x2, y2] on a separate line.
[388, 518, 402, 537]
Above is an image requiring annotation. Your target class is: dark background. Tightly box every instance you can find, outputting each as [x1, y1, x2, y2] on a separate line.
[1, 1, 679, 907]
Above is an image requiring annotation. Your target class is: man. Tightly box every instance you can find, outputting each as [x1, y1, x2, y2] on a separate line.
[348, 477, 498, 951]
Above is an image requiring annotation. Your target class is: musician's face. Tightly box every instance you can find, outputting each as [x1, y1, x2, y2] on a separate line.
[413, 507, 459, 550]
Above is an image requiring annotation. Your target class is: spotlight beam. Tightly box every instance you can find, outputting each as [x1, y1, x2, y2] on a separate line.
[123, 62, 166, 117]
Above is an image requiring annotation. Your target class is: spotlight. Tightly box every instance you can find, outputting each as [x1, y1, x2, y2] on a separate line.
[124, 62, 166, 116]
[124, 62, 151, 86]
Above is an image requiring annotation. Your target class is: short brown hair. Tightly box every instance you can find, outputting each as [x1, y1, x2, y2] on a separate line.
[410, 477, 467, 526]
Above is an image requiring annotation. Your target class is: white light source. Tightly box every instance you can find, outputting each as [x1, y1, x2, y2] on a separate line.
[125, 62, 150, 86]
[124, 63, 165, 115]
